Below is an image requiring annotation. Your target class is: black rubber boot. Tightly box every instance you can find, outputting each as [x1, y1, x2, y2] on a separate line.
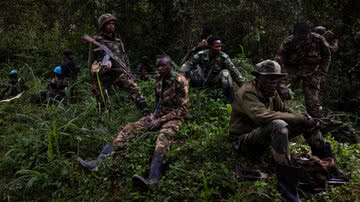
[276, 164, 301, 202]
[132, 152, 163, 191]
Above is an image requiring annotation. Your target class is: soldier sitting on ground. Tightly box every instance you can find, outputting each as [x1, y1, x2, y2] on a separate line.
[229, 60, 342, 202]
[46, 66, 69, 104]
[136, 56, 153, 81]
[180, 36, 244, 103]
[0, 69, 26, 100]
[78, 55, 190, 195]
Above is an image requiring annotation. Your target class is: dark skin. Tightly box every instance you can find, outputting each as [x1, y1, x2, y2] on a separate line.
[257, 74, 318, 127]
[102, 20, 116, 34]
[209, 40, 222, 58]
[145, 62, 173, 130]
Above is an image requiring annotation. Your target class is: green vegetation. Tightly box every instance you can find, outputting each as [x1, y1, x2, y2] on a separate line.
[1, 57, 359, 201]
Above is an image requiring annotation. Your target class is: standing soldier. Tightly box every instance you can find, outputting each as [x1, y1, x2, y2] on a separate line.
[112, 55, 189, 194]
[87, 13, 148, 114]
[180, 36, 244, 103]
[276, 22, 331, 118]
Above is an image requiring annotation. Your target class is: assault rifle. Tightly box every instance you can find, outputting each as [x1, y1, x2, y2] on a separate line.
[82, 34, 135, 80]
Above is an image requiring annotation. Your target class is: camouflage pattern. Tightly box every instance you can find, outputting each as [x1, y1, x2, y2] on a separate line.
[112, 72, 189, 155]
[98, 13, 116, 29]
[276, 32, 331, 118]
[47, 76, 69, 102]
[230, 80, 326, 165]
[180, 49, 244, 88]
[88, 32, 147, 110]
[0, 78, 26, 99]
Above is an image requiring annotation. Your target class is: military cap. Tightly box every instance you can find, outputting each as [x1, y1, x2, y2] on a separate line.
[98, 13, 116, 30]
[251, 60, 286, 77]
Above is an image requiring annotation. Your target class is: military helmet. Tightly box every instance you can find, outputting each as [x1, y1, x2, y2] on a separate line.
[156, 55, 172, 66]
[313, 26, 327, 35]
[9, 69, 17, 75]
[98, 13, 116, 30]
[251, 60, 286, 77]
[54, 66, 62, 75]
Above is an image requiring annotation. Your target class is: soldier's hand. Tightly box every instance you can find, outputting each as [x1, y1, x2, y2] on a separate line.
[304, 116, 319, 131]
[102, 61, 112, 71]
[278, 87, 291, 100]
[146, 118, 160, 130]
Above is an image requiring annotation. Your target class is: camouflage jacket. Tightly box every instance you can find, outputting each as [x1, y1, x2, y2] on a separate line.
[154, 72, 189, 124]
[47, 77, 69, 98]
[180, 49, 244, 87]
[88, 32, 130, 74]
[275, 32, 331, 78]
[0, 78, 26, 99]
[229, 80, 305, 135]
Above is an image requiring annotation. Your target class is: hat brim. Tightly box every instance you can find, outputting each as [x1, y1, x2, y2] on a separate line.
[251, 71, 287, 77]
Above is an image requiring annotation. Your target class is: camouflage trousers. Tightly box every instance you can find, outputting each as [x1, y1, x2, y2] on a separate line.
[190, 68, 234, 103]
[93, 71, 146, 110]
[287, 68, 322, 118]
[232, 119, 325, 166]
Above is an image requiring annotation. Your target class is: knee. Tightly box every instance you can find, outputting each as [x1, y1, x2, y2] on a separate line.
[269, 119, 288, 130]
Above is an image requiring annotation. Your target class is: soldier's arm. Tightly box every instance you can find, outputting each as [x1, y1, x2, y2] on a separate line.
[241, 91, 305, 126]
[223, 56, 244, 87]
[179, 53, 200, 73]
[317, 37, 331, 77]
[159, 76, 189, 124]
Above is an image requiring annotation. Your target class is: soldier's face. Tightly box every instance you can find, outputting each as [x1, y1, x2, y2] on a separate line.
[258, 75, 283, 97]
[210, 40, 222, 54]
[157, 63, 172, 77]
[103, 21, 116, 33]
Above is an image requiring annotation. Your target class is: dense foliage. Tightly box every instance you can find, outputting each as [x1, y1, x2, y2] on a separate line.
[0, 0, 359, 201]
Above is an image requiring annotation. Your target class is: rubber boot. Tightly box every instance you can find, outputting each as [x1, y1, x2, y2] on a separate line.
[132, 151, 163, 191]
[78, 144, 113, 170]
[276, 164, 301, 202]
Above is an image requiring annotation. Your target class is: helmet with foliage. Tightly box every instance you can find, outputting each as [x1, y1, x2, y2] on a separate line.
[98, 13, 116, 30]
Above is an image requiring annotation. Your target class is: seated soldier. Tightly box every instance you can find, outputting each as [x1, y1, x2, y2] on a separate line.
[47, 66, 69, 103]
[229, 60, 338, 202]
[180, 36, 244, 103]
[112, 55, 189, 193]
[0, 69, 26, 100]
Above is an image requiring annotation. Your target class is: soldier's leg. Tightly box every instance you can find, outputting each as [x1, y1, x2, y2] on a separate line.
[111, 116, 149, 196]
[234, 119, 291, 165]
[113, 74, 149, 114]
[132, 119, 183, 190]
[219, 69, 234, 103]
[303, 76, 322, 118]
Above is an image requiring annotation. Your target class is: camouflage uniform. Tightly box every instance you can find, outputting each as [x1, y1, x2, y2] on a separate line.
[276, 32, 331, 118]
[230, 80, 327, 165]
[88, 32, 147, 112]
[113, 72, 189, 173]
[47, 76, 69, 102]
[180, 49, 244, 102]
[0, 78, 26, 100]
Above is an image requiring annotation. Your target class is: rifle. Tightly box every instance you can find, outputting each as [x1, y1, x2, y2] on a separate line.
[82, 34, 135, 80]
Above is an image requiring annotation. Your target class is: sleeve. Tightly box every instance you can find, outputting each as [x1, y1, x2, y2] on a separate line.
[223, 56, 244, 87]
[241, 91, 305, 126]
[317, 37, 331, 78]
[179, 53, 200, 73]
[159, 76, 189, 124]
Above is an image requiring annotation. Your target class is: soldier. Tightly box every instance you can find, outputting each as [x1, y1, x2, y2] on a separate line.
[112, 55, 189, 193]
[88, 13, 148, 114]
[136, 56, 152, 81]
[0, 69, 26, 100]
[313, 26, 339, 53]
[61, 49, 79, 80]
[276, 22, 331, 118]
[180, 36, 244, 103]
[47, 66, 69, 103]
[229, 60, 337, 202]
